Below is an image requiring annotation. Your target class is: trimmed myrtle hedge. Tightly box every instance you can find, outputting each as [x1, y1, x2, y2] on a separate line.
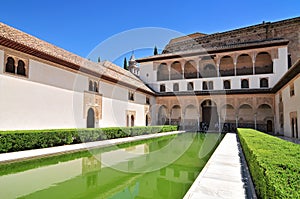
[238, 128, 300, 199]
[0, 125, 178, 153]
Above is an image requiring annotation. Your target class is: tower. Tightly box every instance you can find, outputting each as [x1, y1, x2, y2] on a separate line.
[128, 53, 140, 76]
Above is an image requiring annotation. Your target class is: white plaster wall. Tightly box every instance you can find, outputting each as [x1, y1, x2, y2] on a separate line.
[280, 77, 300, 137]
[0, 75, 81, 130]
[139, 62, 155, 83]
[99, 97, 146, 127]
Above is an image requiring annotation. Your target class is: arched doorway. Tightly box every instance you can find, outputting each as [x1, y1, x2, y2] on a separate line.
[158, 105, 168, 125]
[267, 120, 273, 133]
[170, 105, 181, 125]
[201, 100, 218, 131]
[87, 108, 95, 128]
[146, 114, 151, 126]
[131, 115, 135, 126]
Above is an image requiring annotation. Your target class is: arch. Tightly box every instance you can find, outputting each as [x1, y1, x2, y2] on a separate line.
[223, 80, 231, 89]
[94, 82, 98, 92]
[170, 61, 182, 80]
[220, 104, 235, 122]
[255, 52, 273, 74]
[208, 81, 214, 90]
[201, 99, 218, 130]
[157, 63, 169, 81]
[238, 104, 254, 127]
[219, 56, 234, 76]
[5, 57, 15, 73]
[260, 78, 269, 88]
[170, 105, 181, 125]
[131, 115, 135, 126]
[87, 108, 95, 128]
[241, 79, 249, 88]
[173, 83, 179, 92]
[89, 80, 93, 91]
[203, 81, 208, 90]
[158, 105, 168, 125]
[184, 104, 198, 130]
[236, 54, 253, 75]
[202, 64, 217, 78]
[17, 60, 26, 76]
[187, 82, 194, 91]
[256, 104, 273, 133]
[184, 60, 197, 79]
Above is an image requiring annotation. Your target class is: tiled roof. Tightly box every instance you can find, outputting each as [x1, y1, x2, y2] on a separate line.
[0, 22, 153, 95]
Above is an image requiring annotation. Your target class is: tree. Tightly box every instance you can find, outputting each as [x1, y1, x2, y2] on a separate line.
[123, 57, 128, 70]
[154, 46, 158, 55]
[97, 57, 101, 63]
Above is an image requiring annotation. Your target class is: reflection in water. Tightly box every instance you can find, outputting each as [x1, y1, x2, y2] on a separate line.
[0, 133, 221, 199]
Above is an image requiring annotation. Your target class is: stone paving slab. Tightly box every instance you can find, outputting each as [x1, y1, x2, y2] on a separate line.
[184, 133, 247, 199]
[0, 131, 184, 163]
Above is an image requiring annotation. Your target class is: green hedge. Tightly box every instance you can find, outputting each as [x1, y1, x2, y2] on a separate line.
[0, 125, 177, 153]
[238, 128, 300, 199]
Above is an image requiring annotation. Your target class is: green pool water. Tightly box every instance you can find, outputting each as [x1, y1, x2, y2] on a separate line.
[0, 133, 222, 199]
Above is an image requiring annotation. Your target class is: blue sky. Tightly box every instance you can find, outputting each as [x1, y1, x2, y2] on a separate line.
[0, 0, 299, 66]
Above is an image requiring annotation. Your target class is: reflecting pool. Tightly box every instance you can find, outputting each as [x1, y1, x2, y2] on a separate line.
[0, 133, 222, 199]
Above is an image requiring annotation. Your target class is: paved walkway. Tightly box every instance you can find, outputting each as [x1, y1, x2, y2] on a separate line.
[0, 131, 184, 163]
[184, 133, 251, 199]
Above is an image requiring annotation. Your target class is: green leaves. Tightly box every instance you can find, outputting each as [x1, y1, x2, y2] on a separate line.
[0, 126, 177, 153]
[238, 128, 300, 199]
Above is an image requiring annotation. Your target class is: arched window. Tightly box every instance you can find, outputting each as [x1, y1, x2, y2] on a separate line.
[157, 63, 169, 81]
[236, 54, 253, 75]
[187, 82, 194, 91]
[255, 52, 273, 74]
[241, 79, 249, 88]
[160, 84, 166, 92]
[223, 80, 231, 89]
[203, 81, 208, 90]
[184, 60, 197, 79]
[87, 108, 95, 128]
[202, 64, 217, 78]
[17, 60, 26, 76]
[5, 57, 15, 74]
[170, 61, 182, 80]
[94, 82, 98, 92]
[260, 78, 269, 88]
[89, 81, 93, 91]
[219, 56, 234, 76]
[173, 83, 179, 92]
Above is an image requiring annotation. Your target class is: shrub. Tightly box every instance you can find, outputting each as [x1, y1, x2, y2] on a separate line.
[238, 128, 300, 199]
[0, 125, 178, 153]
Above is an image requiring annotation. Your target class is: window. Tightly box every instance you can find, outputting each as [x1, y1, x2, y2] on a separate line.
[208, 81, 214, 90]
[89, 81, 93, 91]
[88, 80, 99, 92]
[223, 80, 231, 89]
[203, 81, 208, 90]
[160, 84, 166, 92]
[260, 78, 269, 88]
[241, 79, 249, 88]
[187, 82, 194, 91]
[146, 97, 150, 105]
[94, 82, 98, 92]
[5, 55, 28, 77]
[173, 83, 179, 92]
[290, 84, 295, 97]
[5, 57, 15, 73]
[128, 91, 135, 101]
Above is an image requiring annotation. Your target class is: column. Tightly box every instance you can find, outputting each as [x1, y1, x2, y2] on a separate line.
[254, 113, 257, 130]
